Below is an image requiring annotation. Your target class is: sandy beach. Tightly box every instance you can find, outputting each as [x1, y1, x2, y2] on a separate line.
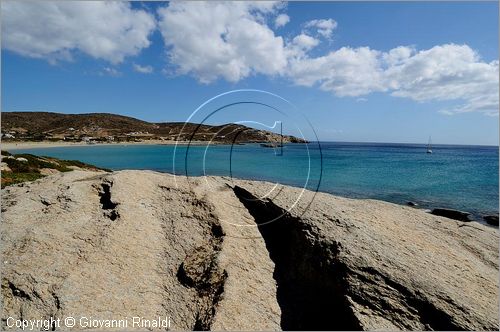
[1, 140, 223, 151]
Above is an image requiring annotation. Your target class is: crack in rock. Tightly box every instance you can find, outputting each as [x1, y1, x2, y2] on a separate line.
[232, 185, 362, 331]
[177, 221, 227, 331]
[96, 180, 119, 221]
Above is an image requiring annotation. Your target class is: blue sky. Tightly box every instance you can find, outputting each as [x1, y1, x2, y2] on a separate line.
[2, 1, 499, 145]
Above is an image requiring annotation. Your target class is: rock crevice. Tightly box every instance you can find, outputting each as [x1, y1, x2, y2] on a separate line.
[233, 185, 362, 331]
[96, 180, 119, 220]
[231, 182, 498, 331]
[176, 223, 227, 330]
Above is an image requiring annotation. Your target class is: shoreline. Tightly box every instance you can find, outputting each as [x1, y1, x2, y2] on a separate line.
[1, 144, 497, 225]
[1, 140, 228, 150]
[3, 140, 498, 151]
[196, 174, 498, 226]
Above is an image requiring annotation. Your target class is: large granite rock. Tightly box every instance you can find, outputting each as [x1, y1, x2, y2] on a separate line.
[1, 170, 498, 330]
[231, 180, 498, 330]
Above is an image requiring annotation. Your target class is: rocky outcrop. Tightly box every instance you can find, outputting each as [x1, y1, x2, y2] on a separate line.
[232, 181, 498, 330]
[484, 215, 499, 227]
[1, 170, 498, 330]
[431, 208, 471, 222]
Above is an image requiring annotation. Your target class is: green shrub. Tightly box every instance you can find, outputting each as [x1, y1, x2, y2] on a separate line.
[1, 172, 44, 188]
[1, 153, 109, 188]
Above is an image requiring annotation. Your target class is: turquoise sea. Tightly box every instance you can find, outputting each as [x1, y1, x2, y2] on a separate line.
[12, 142, 499, 219]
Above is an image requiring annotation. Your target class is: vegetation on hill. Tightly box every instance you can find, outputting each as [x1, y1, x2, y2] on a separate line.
[1, 112, 306, 144]
[1, 150, 109, 188]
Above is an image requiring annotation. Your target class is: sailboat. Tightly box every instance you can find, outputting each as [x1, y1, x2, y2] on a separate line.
[426, 136, 433, 154]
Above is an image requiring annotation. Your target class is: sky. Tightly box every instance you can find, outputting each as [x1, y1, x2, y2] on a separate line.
[1, 1, 499, 145]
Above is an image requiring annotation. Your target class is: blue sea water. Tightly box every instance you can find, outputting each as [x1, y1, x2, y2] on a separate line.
[11, 142, 499, 218]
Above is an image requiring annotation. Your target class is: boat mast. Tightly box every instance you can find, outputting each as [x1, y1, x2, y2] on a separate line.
[280, 121, 283, 156]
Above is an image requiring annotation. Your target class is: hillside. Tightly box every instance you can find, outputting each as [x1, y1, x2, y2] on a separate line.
[1, 112, 305, 143]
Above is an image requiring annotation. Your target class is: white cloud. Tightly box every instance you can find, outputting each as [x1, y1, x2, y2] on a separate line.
[2, 1, 497, 115]
[133, 63, 154, 74]
[100, 67, 121, 77]
[1, 1, 156, 64]
[292, 34, 320, 51]
[304, 19, 338, 39]
[275, 14, 290, 28]
[157, 1, 288, 83]
[288, 47, 385, 97]
[286, 34, 320, 59]
[382, 45, 499, 115]
[288, 44, 499, 115]
[155, 2, 497, 115]
[382, 46, 415, 66]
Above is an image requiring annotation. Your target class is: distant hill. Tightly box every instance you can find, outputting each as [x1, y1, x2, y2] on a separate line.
[1, 112, 305, 143]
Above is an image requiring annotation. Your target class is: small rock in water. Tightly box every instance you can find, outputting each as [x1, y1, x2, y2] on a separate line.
[483, 215, 499, 227]
[406, 201, 418, 207]
[431, 208, 471, 222]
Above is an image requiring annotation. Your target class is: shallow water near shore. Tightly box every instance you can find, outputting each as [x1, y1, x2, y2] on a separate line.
[10, 142, 499, 219]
